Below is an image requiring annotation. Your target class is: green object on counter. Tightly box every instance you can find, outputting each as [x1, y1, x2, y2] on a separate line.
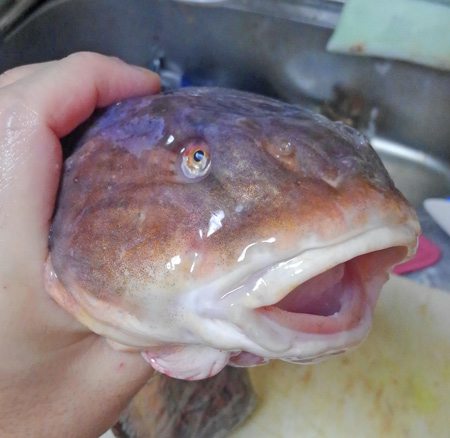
[327, 0, 450, 71]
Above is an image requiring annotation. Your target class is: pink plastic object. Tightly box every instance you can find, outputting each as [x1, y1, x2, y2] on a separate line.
[393, 235, 441, 275]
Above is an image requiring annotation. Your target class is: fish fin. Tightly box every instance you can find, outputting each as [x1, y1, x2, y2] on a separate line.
[112, 366, 257, 438]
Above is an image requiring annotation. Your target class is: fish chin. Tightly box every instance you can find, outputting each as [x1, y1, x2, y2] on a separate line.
[141, 345, 232, 380]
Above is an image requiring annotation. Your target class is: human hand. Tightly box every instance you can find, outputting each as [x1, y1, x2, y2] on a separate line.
[0, 53, 160, 438]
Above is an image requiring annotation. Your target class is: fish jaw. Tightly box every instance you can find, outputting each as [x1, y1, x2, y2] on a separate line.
[45, 222, 416, 380]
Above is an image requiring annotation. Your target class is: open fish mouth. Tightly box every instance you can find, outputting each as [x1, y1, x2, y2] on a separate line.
[186, 224, 416, 372]
[257, 247, 406, 336]
[260, 262, 363, 334]
[226, 246, 407, 368]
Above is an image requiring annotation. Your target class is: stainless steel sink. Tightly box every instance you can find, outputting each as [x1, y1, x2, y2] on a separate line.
[1, 0, 449, 289]
[371, 138, 450, 209]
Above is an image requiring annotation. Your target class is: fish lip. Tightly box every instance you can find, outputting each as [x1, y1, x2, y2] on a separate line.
[210, 223, 416, 311]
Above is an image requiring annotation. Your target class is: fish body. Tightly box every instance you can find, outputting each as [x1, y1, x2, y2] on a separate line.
[45, 88, 419, 380]
[113, 367, 256, 438]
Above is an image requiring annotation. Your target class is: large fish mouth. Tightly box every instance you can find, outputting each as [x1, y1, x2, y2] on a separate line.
[256, 247, 405, 336]
[191, 223, 417, 369]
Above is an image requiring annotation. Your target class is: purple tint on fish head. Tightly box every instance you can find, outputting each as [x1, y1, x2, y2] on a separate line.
[80, 97, 165, 157]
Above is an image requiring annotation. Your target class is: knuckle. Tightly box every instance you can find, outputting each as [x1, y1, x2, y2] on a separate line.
[64, 51, 106, 67]
[0, 87, 38, 132]
[0, 68, 21, 88]
[64, 51, 125, 70]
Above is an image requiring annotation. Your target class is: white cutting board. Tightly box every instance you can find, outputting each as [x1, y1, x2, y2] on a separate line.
[231, 275, 450, 438]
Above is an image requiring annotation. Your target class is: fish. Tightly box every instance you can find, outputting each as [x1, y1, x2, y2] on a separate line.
[45, 87, 419, 382]
[112, 367, 256, 438]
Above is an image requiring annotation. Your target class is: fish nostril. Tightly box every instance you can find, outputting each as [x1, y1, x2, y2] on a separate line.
[264, 139, 298, 171]
[278, 141, 294, 157]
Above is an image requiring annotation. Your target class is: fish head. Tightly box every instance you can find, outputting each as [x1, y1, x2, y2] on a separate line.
[46, 88, 419, 380]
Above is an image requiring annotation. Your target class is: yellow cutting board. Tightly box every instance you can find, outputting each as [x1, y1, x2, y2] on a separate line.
[231, 276, 450, 438]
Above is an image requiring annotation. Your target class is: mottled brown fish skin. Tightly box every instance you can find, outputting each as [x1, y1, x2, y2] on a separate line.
[49, 88, 416, 311]
[112, 367, 256, 438]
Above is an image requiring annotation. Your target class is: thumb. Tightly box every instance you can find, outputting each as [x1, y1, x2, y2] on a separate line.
[58, 337, 154, 438]
[2, 334, 154, 438]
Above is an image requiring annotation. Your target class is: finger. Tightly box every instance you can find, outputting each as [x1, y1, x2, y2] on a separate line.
[8, 52, 161, 137]
[0, 61, 56, 88]
[1, 335, 154, 437]
[65, 339, 155, 437]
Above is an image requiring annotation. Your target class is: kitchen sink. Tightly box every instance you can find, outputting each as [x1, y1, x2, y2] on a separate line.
[372, 138, 450, 210]
[1, 0, 449, 289]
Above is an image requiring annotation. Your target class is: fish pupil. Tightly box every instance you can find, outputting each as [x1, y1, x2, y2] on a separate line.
[193, 150, 205, 162]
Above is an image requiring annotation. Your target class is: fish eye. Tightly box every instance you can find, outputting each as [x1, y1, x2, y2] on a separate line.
[193, 150, 205, 162]
[180, 140, 211, 180]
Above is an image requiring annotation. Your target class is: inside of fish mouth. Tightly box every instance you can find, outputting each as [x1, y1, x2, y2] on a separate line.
[259, 246, 407, 320]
